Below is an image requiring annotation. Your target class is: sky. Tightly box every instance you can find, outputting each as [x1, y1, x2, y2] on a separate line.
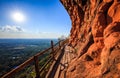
[0, 0, 71, 39]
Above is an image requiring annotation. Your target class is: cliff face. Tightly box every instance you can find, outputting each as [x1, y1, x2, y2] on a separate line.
[60, 0, 120, 78]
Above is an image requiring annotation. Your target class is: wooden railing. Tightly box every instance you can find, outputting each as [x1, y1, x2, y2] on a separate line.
[2, 39, 68, 78]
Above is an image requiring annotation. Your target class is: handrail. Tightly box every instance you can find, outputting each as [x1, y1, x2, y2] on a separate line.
[2, 39, 67, 78]
[39, 56, 53, 73]
[2, 57, 34, 78]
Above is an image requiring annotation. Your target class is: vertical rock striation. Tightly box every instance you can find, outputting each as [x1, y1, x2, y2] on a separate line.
[60, 0, 120, 78]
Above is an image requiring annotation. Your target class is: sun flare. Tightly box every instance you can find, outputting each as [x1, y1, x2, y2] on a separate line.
[11, 11, 25, 23]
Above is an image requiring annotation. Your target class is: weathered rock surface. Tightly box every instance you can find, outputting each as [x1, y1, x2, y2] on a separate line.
[60, 0, 120, 78]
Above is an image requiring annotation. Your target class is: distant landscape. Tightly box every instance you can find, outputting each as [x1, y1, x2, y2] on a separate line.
[0, 39, 58, 77]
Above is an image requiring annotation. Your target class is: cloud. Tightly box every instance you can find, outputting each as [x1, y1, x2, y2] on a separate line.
[0, 25, 24, 32]
[0, 25, 68, 39]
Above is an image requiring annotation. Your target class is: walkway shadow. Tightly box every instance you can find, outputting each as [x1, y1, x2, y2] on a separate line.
[47, 46, 65, 78]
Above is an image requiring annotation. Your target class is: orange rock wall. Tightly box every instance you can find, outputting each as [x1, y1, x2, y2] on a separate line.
[61, 0, 120, 77]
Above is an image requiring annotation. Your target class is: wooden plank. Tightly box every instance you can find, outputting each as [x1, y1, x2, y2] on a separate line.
[2, 57, 34, 78]
[54, 61, 61, 78]
[46, 46, 65, 78]
[39, 56, 53, 73]
[45, 50, 61, 78]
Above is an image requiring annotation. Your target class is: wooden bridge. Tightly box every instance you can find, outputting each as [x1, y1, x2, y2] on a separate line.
[2, 39, 76, 78]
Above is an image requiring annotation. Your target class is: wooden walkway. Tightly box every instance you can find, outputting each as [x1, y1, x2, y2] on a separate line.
[46, 45, 76, 78]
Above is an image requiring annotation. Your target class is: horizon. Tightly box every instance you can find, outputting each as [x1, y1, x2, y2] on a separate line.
[0, 0, 71, 39]
[0, 38, 59, 39]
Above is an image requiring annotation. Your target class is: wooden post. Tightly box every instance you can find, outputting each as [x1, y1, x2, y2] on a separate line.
[51, 40, 54, 53]
[59, 41, 61, 49]
[34, 56, 40, 78]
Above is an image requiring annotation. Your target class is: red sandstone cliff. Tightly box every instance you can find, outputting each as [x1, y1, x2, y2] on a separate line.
[60, 0, 120, 78]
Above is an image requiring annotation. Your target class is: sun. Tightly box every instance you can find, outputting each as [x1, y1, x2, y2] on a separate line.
[11, 11, 25, 23]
